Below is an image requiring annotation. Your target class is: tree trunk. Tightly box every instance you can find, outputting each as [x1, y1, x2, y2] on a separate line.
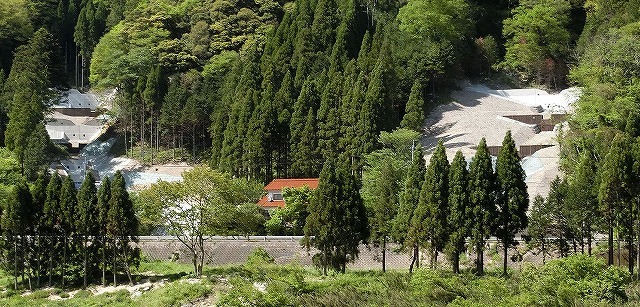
[102, 236, 107, 286]
[83, 235, 88, 288]
[503, 235, 508, 276]
[123, 241, 133, 285]
[62, 236, 66, 288]
[608, 215, 614, 266]
[113, 238, 117, 286]
[382, 236, 386, 273]
[453, 252, 460, 274]
[409, 244, 417, 274]
[36, 235, 41, 287]
[477, 242, 482, 272]
[48, 236, 54, 286]
[14, 239, 18, 290]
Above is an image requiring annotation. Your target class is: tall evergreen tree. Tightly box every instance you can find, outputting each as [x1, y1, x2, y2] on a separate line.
[305, 158, 369, 274]
[59, 176, 77, 287]
[400, 80, 425, 131]
[4, 28, 56, 173]
[468, 138, 495, 275]
[30, 173, 48, 287]
[599, 134, 633, 267]
[43, 174, 61, 285]
[96, 176, 111, 286]
[527, 195, 553, 264]
[393, 145, 425, 273]
[366, 155, 402, 272]
[446, 150, 469, 273]
[1, 180, 32, 290]
[107, 171, 139, 285]
[495, 131, 529, 276]
[76, 173, 97, 288]
[419, 140, 449, 267]
[566, 152, 599, 256]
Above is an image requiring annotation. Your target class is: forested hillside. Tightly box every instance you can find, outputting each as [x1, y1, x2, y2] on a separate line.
[0, 0, 593, 184]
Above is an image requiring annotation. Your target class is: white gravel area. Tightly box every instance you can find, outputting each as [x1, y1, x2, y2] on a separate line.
[422, 87, 567, 198]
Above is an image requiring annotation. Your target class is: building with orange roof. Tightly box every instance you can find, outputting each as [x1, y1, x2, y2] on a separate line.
[257, 178, 319, 210]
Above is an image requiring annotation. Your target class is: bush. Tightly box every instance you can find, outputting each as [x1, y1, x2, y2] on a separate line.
[136, 280, 210, 306]
[29, 289, 50, 299]
[74, 289, 93, 298]
[246, 247, 275, 267]
[520, 254, 630, 304]
[410, 269, 467, 303]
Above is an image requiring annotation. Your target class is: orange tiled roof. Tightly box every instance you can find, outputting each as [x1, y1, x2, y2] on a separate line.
[257, 196, 285, 208]
[258, 178, 319, 209]
[263, 178, 319, 190]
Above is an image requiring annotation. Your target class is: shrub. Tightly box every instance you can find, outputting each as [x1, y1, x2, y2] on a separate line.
[246, 247, 275, 266]
[30, 289, 50, 299]
[520, 254, 631, 304]
[74, 289, 93, 298]
[410, 269, 467, 303]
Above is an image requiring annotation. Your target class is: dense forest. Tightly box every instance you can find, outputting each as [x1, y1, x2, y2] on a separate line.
[3, 0, 640, 288]
[0, 0, 588, 183]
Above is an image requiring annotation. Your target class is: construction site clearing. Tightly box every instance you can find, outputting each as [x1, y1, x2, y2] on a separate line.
[422, 84, 580, 198]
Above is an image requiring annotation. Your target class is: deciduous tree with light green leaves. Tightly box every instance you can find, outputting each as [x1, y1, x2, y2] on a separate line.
[138, 166, 262, 276]
[502, 0, 571, 87]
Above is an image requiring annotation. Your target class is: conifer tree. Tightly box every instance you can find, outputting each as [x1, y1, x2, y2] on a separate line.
[290, 79, 319, 177]
[401, 80, 425, 131]
[96, 177, 111, 286]
[272, 70, 294, 177]
[495, 131, 529, 276]
[311, 0, 338, 52]
[108, 171, 139, 285]
[317, 72, 342, 162]
[419, 140, 449, 267]
[468, 138, 495, 275]
[5, 28, 55, 173]
[30, 173, 48, 287]
[43, 174, 61, 285]
[291, 108, 319, 177]
[1, 180, 32, 290]
[59, 176, 77, 287]
[393, 145, 425, 273]
[305, 158, 369, 274]
[76, 173, 97, 288]
[446, 150, 469, 273]
[23, 123, 51, 180]
[527, 195, 552, 264]
[367, 155, 401, 272]
[547, 176, 571, 256]
[566, 153, 598, 256]
[599, 134, 633, 267]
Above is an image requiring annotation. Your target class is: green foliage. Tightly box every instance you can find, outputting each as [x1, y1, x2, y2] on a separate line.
[418, 140, 450, 266]
[494, 131, 528, 275]
[520, 255, 630, 304]
[468, 138, 496, 275]
[400, 80, 425, 131]
[446, 150, 469, 273]
[246, 247, 275, 267]
[137, 166, 263, 276]
[265, 187, 312, 236]
[305, 159, 369, 274]
[4, 28, 56, 171]
[501, 0, 572, 87]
